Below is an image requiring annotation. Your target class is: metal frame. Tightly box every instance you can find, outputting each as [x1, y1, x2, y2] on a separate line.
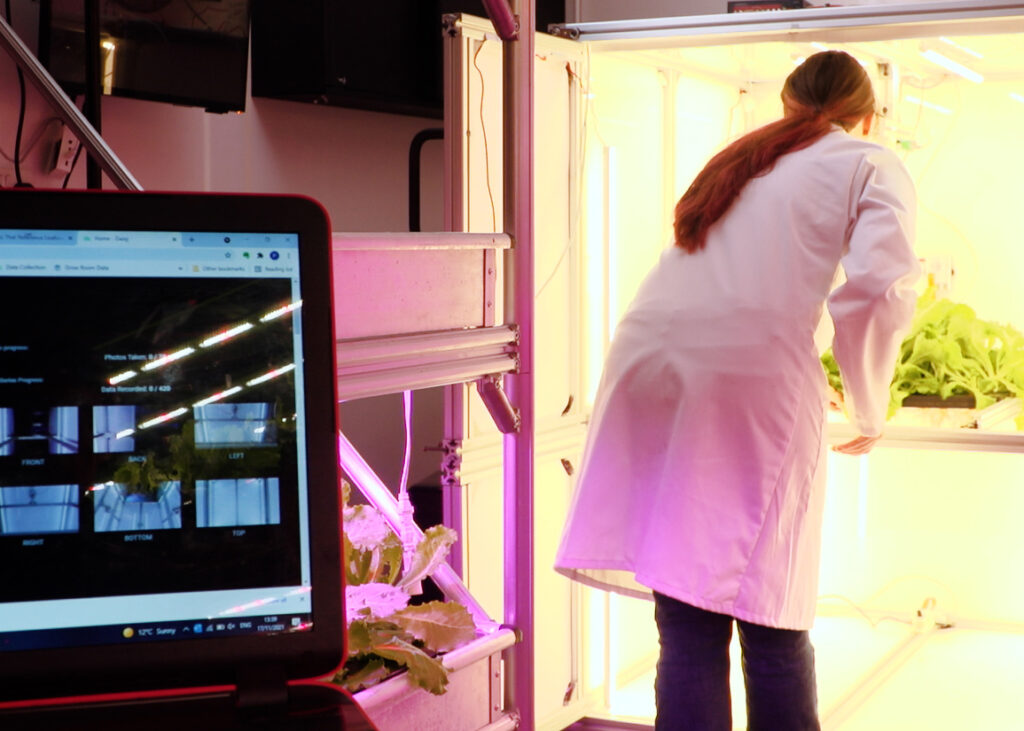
[500, 2, 537, 729]
[551, 0, 1024, 47]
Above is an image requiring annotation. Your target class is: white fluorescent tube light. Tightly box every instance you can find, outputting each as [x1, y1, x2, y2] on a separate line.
[921, 49, 983, 83]
[1011, 93, 1024, 104]
[200, 322, 254, 348]
[193, 386, 243, 407]
[905, 95, 952, 115]
[138, 407, 188, 429]
[246, 363, 296, 387]
[141, 347, 195, 371]
[260, 300, 302, 322]
[108, 370, 136, 385]
[939, 36, 982, 59]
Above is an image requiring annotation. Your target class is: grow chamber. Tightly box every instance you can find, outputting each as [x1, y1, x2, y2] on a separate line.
[446, 1, 1024, 727]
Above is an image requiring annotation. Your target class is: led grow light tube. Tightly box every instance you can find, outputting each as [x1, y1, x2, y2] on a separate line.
[905, 95, 952, 115]
[141, 347, 195, 372]
[920, 49, 983, 83]
[137, 407, 188, 429]
[193, 386, 243, 407]
[199, 322, 254, 348]
[939, 36, 983, 59]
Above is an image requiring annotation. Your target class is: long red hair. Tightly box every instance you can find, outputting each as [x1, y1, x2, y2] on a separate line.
[673, 51, 876, 252]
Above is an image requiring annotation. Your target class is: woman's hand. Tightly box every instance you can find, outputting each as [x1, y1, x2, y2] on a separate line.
[832, 433, 883, 455]
[827, 386, 844, 412]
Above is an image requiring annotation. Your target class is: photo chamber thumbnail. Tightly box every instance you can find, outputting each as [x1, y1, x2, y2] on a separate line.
[193, 403, 278, 448]
[93, 482, 182, 532]
[195, 477, 281, 528]
[93, 405, 136, 453]
[0, 406, 78, 456]
[0, 485, 79, 535]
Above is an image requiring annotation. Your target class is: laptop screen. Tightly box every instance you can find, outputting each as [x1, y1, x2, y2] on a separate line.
[0, 191, 342, 701]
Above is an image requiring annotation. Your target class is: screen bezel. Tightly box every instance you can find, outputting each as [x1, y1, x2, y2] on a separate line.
[0, 189, 342, 702]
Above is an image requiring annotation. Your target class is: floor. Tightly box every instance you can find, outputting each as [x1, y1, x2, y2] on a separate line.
[594, 616, 1024, 730]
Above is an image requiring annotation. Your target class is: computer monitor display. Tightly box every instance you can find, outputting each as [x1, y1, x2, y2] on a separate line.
[0, 191, 342, 703]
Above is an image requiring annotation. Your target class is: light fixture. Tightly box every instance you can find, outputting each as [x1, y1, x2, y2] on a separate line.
[246, 363, 296, 387]
[141, 347, 195, 372]
[199, 322, 254, 348]
[905, 95, 952, 115]
[193, 386, 244, 407]
[138, 407, 188, 430]
[108, 370, 136, 385]
[1011, 92, 1024, 104]
[920, 48, 983, 83]
[939, 36, 983, 59]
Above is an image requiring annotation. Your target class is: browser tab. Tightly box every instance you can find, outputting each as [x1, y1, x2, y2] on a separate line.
[77, 231, 183, 247]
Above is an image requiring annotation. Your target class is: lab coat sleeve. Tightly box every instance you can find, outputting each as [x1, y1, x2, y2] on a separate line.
[827, 148, 920, 436]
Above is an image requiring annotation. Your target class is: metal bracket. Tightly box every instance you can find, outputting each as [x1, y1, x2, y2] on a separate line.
[439, 438, 463, 490]
[476, 375, 521, 434]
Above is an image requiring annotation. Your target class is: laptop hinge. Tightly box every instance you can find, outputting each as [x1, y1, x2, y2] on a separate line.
[234, 663, 289, 715]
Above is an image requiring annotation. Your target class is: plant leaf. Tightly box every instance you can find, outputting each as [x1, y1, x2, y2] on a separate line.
[335, 656, 394, 693]
[823, 284, 1024, 427]
[390, 601, 477, 653]
[372, 638, 450, 695]
[345, 584, 411, 624]
[397, 525, 457, 590]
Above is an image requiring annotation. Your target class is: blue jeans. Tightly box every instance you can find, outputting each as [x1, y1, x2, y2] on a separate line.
[653, 592, 820, 731]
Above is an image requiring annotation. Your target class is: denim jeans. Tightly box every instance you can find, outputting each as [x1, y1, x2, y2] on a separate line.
[653, 592, 820, 731]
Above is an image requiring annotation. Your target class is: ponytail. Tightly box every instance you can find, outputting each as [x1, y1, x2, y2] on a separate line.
[673, 51, 875, 253]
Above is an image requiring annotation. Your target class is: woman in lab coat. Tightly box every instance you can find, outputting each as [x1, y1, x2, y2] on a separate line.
[555, 51, 919, 730]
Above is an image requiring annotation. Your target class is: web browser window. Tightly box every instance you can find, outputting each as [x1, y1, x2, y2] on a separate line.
[0, 228, 315, 651]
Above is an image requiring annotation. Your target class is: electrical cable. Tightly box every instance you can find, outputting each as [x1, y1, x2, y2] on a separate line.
[471, 39, 498, 233]
[534, 52, 595, 301]
[4, 0, 29, 187]
[818, 593, 912, 629]
[397, 390, 420, 595]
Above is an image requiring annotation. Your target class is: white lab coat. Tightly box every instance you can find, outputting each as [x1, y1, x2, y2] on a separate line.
[555, 128, 920, 629]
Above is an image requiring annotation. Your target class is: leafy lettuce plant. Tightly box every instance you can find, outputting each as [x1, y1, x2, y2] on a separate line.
[822, 286, 1024, 429]
[335, 483, 477, 695]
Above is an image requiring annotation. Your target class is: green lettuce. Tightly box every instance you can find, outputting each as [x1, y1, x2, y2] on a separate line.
[334, 483, 476, 695]
[823, 286, 1024, 429]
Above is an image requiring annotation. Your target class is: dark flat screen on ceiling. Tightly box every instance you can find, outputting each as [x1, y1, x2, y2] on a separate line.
[40, 0, 250, 113]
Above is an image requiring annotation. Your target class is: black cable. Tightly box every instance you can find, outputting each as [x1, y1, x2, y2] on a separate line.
[4, 0, 29, 187]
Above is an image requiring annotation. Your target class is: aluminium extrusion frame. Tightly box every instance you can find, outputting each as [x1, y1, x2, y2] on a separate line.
[337, 326, 518, 402]
[500, 1, 537, 729]
[551, 0, 1024, 48]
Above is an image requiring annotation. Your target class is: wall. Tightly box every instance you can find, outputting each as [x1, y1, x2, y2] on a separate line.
[0, 1, 447, 492]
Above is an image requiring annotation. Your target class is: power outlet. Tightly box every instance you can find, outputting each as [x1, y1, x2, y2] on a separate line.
[50, 125, 81, 173]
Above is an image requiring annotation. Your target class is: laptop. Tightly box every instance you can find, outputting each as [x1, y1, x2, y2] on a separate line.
[0, 189, 373, 729]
